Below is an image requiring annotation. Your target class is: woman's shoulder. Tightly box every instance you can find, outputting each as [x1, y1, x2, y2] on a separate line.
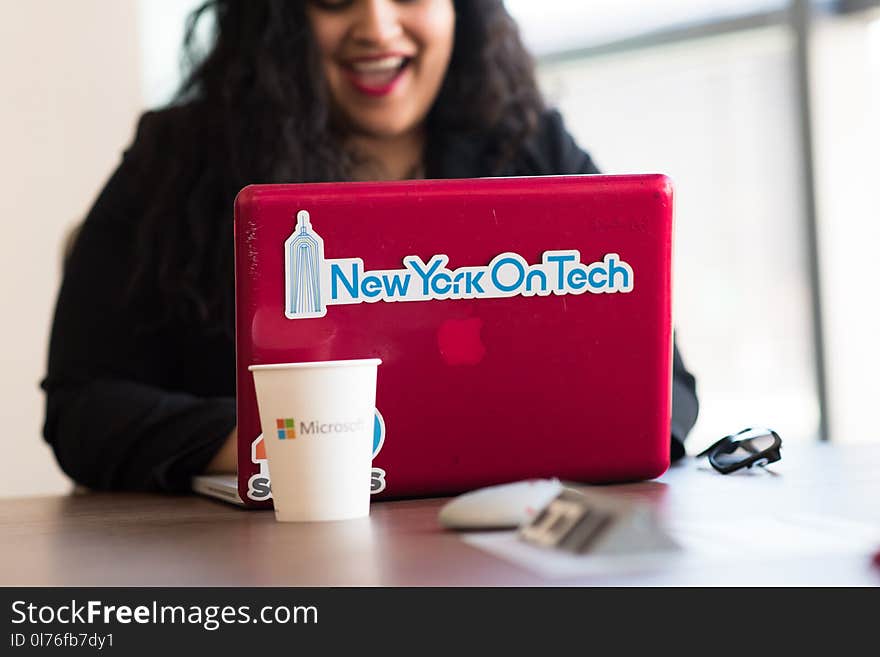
[433, 109, 600, 178]
[81, 104, 204, 231]
[510, 108, 601, 176]
[128, 103, 203, 157]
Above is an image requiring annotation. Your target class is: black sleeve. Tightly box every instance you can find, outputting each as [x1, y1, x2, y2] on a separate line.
[670, 346, 699, 460]
[41, 114, 236, 492]
[526, 109, 700, 459]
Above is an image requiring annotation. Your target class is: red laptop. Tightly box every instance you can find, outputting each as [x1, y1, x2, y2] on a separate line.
[218, 174, 672, 508]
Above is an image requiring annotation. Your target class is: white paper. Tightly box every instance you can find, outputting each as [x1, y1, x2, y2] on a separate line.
[462, 513, 880, 580]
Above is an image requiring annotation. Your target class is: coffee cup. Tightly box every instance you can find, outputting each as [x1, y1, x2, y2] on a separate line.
[249, 358, 381, 522]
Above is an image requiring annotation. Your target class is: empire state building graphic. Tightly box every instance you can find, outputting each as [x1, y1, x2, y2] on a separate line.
[285, 210, 326, 319]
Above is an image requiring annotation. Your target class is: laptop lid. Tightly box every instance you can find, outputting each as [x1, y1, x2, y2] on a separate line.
[235, 174, 673, 507]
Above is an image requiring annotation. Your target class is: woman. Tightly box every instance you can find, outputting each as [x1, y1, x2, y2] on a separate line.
[43, 0, 698, 492]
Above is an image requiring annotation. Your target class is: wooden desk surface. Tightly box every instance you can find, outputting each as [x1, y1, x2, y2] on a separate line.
[2, 444, 879, 586]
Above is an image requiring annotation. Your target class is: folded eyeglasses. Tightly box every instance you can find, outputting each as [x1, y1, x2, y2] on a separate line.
[697, 427, 782, 474]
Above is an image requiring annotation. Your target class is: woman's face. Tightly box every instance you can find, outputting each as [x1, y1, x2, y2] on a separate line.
[306, 0, 456, 139]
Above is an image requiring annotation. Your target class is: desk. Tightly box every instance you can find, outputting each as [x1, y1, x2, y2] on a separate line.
[2, 444, 879, 586]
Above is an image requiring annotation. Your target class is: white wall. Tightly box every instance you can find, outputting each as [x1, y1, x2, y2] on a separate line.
[811, 13, 880, 443]
[0, 0, 144, 497]
[137, 0, 204, 107]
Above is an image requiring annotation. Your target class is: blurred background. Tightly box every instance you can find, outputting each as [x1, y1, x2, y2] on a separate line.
[1, 0, 877, 497]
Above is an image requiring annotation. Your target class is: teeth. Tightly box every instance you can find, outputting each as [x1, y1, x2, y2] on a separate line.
[351, 56, 406, 73]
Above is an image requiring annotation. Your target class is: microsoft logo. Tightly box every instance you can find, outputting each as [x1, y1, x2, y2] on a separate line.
[275, 418, 296, 440]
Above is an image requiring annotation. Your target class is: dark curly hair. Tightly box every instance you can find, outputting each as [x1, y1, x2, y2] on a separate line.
[130, 0, 545, 334]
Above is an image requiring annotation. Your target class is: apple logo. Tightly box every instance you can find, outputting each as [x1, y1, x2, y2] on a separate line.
[437, 317, 486, 366]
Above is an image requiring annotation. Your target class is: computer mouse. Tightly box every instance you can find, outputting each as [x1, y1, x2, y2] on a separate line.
[438, 478, 564, 530]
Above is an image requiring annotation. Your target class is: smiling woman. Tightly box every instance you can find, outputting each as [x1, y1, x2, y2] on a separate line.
[41, 0, 699, 491]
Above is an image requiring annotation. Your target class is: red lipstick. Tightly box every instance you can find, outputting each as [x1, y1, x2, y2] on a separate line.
[341, 53, 413, 98]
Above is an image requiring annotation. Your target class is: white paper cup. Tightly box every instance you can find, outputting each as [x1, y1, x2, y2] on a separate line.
[249, 359, 381, 522]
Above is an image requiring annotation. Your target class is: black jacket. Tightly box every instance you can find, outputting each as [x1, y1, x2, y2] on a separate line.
[42, 108, 699, 492]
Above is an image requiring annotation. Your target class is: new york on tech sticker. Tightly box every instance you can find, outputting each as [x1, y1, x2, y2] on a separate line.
[284, 210, 635, 320]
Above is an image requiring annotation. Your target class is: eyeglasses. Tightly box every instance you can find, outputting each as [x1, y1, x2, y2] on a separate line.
[697, 428, 782, 474]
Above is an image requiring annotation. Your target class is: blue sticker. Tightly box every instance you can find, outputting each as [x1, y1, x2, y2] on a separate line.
[372, 408, 386, 459]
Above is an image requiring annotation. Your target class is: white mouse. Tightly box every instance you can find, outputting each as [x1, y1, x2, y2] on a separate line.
[438, 478, 564, 530]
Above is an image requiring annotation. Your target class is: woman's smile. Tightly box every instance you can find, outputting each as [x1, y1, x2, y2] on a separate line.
[341, 52, 414, 97]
